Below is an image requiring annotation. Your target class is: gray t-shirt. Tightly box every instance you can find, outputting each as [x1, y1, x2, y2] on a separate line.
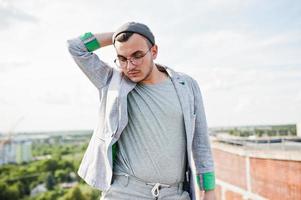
[113, 76, 187, 184]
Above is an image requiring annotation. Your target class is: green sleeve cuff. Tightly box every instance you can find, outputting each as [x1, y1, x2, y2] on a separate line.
[80, 32, 100, 52]
[196, 172, 216, 191]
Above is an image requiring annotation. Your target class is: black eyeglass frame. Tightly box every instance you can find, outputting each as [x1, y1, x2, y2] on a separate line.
[114, 47, 152, 68]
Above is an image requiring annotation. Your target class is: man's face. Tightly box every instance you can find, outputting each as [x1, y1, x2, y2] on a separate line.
[114, 33, 158, 83]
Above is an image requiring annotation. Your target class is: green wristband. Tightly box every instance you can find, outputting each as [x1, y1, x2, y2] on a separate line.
[196, 172, 216, 191]
[80, 32, 100, 52]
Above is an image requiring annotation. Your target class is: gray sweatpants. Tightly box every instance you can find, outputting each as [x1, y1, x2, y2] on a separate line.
[100, 174, 191, 200]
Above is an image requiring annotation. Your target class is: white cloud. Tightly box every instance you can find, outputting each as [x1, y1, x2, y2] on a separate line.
[0, 0, 38, 30]
[0, 0, 300, 132]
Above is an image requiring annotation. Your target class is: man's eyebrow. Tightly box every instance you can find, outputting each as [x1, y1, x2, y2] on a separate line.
[117, 50, 144, 58]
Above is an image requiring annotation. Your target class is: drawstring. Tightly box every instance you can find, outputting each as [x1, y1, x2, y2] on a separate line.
[151, 183, 161, 198]
[113, 172, 181, 200]
[147, 182, 172, 199]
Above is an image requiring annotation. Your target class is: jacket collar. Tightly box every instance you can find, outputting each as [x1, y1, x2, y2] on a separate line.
[156, 64, 186, 84]
[120, 63, 186, 95]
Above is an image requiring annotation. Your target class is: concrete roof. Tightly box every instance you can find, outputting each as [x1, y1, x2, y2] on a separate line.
[211, 138, 301, 161]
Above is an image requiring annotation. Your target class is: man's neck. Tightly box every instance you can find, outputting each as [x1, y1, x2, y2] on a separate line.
[140, 64, 168, 85]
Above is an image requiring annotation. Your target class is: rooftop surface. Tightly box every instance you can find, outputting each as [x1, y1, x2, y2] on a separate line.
[211, 137, 301, 161]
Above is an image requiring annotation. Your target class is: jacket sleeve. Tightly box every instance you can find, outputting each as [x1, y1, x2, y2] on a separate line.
[66, 36, 113, 90]
[191, 78, 216, 191]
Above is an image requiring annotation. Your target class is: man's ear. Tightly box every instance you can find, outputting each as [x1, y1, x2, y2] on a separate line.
[151, 45, 158, 59]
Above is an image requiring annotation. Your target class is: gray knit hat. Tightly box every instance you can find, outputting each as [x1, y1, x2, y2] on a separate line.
[112, 22, 155, 45]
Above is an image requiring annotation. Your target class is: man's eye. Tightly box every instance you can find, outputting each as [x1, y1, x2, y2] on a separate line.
[119, 57, 127, 62]
[133, 55, 143, 59]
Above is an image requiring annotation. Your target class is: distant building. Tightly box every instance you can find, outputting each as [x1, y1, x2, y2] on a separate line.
[30, 183, 47, 196]
[297, 122, 301, 137]
[16, 140, 32, 164]
[60, 181, 78, 189]
[0, 141, 17, 164]
[0, 139, 32, 165]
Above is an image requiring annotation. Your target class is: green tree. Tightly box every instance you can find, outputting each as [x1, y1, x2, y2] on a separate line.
[46, 173, 56, 190]
[89, 189, 101, 200]
[0, 181, 20, 200]
[42, 159, 59, 173]
[60, 186, 87, 200]
[54, 169, 71, 183]
[33, 189, 65, 200]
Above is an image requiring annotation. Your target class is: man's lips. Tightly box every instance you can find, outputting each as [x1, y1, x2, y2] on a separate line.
[128, 71, 140, 76]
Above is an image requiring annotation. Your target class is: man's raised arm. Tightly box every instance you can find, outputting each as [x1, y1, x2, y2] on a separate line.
[94, 32, 114, 47]
[67, 32, 115, 90]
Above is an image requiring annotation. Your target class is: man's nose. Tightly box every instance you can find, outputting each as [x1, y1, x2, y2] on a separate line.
[126, 60, 136, 71]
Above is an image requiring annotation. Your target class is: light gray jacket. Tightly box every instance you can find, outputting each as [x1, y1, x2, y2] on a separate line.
[67, 37, 214, 200]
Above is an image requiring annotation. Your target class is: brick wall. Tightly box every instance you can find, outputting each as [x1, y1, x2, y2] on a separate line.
[250, 158, 301, 200]
[213, 149, 247, 190]
[212, 147, 301, 200]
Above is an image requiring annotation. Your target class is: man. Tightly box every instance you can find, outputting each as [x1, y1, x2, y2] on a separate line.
[67, 22, 216, 200]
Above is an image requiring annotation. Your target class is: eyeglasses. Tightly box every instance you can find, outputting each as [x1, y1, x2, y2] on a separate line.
[114, 47, 152, 69]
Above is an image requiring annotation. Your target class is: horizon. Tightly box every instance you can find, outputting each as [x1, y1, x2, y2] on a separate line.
[0, 122, 298, 135]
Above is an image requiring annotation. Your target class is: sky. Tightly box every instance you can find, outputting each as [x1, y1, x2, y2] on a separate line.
[0, 0, 300, 133]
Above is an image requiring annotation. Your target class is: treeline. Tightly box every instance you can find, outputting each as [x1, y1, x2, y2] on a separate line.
[0, 141, 100, 200]
[228, 125, 296, 137]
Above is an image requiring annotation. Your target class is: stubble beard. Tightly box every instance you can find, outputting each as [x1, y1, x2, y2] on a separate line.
[128, 60, 155, 83]
[139, 60, 155, 83]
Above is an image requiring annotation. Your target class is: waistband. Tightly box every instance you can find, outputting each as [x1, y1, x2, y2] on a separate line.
[113, 172, 183, 199]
